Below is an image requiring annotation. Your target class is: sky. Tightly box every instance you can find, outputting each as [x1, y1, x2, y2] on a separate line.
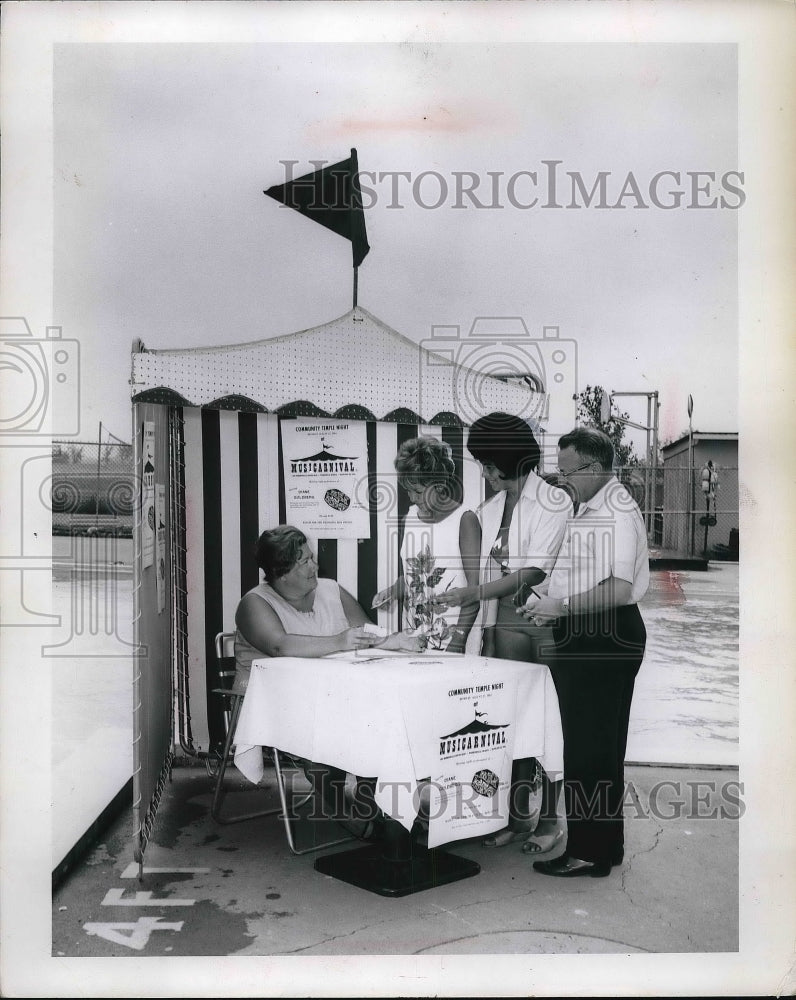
[53, 40, 739, 454]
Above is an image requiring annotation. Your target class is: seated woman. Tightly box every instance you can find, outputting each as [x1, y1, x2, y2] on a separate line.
[234, 524, 421, 833]
[372, 435, 481, 654]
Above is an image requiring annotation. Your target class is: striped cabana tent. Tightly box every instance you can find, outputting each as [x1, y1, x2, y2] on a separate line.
[129, 305, 540, 865]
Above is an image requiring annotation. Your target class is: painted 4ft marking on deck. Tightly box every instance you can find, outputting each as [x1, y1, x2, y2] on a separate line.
[101, 887, 196, 907]
[83, 865, 209, 950]
[83, 916, 186, 951]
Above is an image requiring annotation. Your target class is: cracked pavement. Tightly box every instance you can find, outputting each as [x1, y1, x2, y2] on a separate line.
[52, 761, 738, 957]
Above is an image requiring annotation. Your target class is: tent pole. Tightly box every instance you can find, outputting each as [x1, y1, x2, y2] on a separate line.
[353, 266, 358, 308]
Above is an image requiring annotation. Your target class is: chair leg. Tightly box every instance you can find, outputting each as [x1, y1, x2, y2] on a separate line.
[210, 696, 282, 825]
[272, 751, 356, 856]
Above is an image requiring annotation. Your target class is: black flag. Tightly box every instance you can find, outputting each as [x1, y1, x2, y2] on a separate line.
[264, 148, 370, 268]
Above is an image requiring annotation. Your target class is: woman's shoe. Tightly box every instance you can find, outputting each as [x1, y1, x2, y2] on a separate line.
[521, 827, 565, 855]
[482, 828, 533, 848]
[361, 816, 386, 842]
[340, 814, 385, 842]
[533, 855, 611, 878]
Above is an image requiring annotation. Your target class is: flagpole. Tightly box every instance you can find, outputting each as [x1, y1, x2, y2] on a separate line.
[351, 147, 360, 308]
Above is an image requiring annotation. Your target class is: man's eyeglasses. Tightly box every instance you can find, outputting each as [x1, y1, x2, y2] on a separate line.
[556, 461, 595, 478]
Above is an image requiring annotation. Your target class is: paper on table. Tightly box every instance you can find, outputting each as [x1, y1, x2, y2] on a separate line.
[363, 623, 388, 637]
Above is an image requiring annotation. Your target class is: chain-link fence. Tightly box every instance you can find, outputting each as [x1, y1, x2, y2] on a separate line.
[51, 440, 134, 536]
[614, 463, 739, 559]
[48, 441, 738, 557]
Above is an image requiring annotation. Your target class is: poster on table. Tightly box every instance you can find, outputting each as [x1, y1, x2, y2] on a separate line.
[426, 672, 519, 849]
[155, 484, 166, 613]
[280, 419, 370, 540]
[141, 421, 155, 569]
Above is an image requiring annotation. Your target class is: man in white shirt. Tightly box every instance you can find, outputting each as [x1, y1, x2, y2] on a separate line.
[520, 427, 649, 877]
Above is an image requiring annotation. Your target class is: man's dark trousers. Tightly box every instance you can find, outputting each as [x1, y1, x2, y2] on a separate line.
[548, 603, 646, 865]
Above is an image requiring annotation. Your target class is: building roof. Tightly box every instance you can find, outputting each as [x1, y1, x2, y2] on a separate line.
[661, 431, 738, 462]
[661, 431, 738, 454]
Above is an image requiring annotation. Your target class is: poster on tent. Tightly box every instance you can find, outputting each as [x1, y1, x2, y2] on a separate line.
[141, 421, 155, 569]
[280, 419, 370, 540]
[424, 673, 519, 849]
[155, 484, 166, 613]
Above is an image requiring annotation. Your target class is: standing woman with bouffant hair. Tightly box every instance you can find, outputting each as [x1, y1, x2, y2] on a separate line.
[372, 435, 482, 655]
[432, 412, 572, 852]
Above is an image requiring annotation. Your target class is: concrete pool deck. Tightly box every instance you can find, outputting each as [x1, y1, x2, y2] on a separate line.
[47, 562, 746, 974]
[52, 759, 739, 959]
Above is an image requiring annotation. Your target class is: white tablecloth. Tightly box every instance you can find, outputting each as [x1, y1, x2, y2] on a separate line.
[233, 651, 563, 845]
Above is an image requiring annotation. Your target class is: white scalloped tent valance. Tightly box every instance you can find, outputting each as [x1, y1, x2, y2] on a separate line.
[130, 306, 543, 426]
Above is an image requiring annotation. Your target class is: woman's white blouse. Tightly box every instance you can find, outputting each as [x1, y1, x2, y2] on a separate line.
[478, 470, 572, 627]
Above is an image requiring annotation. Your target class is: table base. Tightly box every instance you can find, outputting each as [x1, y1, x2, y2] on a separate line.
[314, 843, 481, 897]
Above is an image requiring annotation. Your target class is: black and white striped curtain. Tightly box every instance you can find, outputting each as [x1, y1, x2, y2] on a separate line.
[182, 408, 482, 751]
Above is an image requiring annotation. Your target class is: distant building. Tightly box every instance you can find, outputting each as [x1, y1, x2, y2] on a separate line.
[660, 432, 738, 557]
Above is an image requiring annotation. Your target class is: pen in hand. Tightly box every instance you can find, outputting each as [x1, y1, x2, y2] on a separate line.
[516, 587, 542, 613]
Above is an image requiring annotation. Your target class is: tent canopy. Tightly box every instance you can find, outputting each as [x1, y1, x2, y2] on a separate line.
[130, 305, 540, 427]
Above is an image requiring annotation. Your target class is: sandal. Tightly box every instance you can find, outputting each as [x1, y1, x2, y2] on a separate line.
[482, 828, 533, 848]
[521, 827, 565, 855]
[339, 814, 386, 843]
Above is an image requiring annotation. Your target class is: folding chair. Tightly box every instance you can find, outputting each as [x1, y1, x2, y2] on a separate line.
[209, 631, 355, 854]
[209, 632, 283, 826]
